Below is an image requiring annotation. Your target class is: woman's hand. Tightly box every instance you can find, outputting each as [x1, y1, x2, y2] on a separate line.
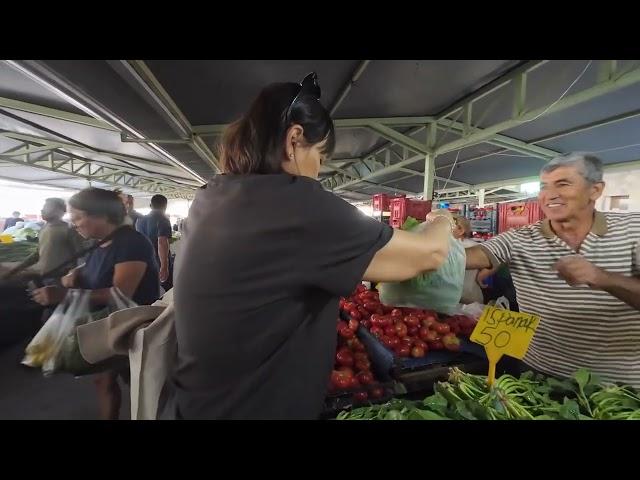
[425, 208, 455, 231]
[31, 286, 66, 306]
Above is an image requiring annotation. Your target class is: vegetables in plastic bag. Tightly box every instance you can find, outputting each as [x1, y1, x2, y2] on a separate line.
[378, 217, 466, 315]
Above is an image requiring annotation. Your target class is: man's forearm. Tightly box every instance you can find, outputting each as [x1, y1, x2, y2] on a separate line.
[597, 272, 640, 311]
[158, 237, 170, 268]
[466, 246, 494, 270]
[8, 252, 39, 275]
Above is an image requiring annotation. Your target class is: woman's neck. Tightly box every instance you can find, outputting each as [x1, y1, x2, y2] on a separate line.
[97, 223, 120, 246]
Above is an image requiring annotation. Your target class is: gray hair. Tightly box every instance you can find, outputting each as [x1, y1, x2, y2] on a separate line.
[540, 152, 603, 183]
[45, 198, 67, 213]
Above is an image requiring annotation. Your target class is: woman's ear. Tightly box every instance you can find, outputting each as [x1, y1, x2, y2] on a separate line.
[285, 124, 305, 158]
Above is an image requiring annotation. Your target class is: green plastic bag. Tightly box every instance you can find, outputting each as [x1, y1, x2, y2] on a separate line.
[378, 217, 466, 315]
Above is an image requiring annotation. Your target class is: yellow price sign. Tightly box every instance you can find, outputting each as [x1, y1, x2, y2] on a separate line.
[470, 306, 540, 386]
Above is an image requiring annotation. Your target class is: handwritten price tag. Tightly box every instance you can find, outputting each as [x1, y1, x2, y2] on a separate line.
[470, 306, 540, 386]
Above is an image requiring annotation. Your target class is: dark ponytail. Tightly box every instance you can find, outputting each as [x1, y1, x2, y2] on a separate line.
[220, 82, 335, 174]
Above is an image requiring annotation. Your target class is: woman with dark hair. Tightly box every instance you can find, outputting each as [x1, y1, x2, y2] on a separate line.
[165, 73, 455, 420]
[31, 187, 160, 420]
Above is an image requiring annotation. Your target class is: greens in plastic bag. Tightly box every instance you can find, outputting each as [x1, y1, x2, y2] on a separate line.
[378, 216, 466, 315]
[23, 287, 136, 376]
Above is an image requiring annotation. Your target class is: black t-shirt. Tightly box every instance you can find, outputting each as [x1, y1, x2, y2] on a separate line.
[136, 210, 172, 263]
[170, 173, 393, 419]
[79, 226, 160, 306]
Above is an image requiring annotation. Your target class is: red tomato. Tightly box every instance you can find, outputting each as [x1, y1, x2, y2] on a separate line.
[388, 336, 400, 348]
[419, 326, 431, 341]
[381, 336, 394, 349]
[413, 339, 428, 350]
[354, 359, 371, 372]
[370, 326, 384, 338]
[391, 308, 403, 318]
[336, 349, 354, 367]
[442, 333, 461, 352]
[395, 322, 408, 338]
[331, 370, 353, 390]
[400, 336, 414, 346]
[343, 302, 357, 312]
[337, 320, 348, 333]
[355, 284, 367, 293]
[434, 322, 451, 335]
[378, 316, 391, 327]
[353, 391, 369, 403]
[354, 339, 366, 352]
[356, 306, 369, 317]
[356, 371, 374, 385]
[348, 319, 359, 332]
[363, 302, 380, 313]
[429, 340, 444, 351]
[353, 352, 368, 362]
[349, 309, 362, 321]
[350, 377, 361, 389]
[361, 319, 372, 329]
[404, 315, 420, 328]
[396, 345, 411, 357]
[422, 318, 436, 329]
[384, 325, 397, 337]
[425, 330, 440, 343]
[369, 314, 383, 326]
[369, 386, 384, 399]
[411, 346, 426, 358]
[338, 326, 355, 339]
[337, 366, 354, 376]
[407, 325, 419, 336]
[339, 298, 346, 309]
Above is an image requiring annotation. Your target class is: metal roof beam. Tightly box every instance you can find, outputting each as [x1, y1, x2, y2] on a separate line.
[365, 122, 430, 155]
[4, 60, 207, 184]
[435, 60, 548, 122]
[122, 60, 221, 173]
[0, 95, 118, 131]
[434, 65, 640, 156]
[330, 60, 371, 116]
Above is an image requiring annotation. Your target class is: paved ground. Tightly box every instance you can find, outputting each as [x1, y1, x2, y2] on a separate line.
[0, 339, 130, 420]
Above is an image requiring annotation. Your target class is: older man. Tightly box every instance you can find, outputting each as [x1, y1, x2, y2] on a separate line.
[118, 193, 144, 228]
[466, 153, 640, 386]
[6, 198, 84, 278]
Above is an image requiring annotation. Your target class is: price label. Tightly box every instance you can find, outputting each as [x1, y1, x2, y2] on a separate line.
[470, 306, 540, 385]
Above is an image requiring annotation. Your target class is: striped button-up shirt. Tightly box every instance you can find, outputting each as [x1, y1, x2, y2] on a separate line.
[480, 211, 640, 386]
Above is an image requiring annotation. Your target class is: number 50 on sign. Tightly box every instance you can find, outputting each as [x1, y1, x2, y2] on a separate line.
[470, 306, 540, 385]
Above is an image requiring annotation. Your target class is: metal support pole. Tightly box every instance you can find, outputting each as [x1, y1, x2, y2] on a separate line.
[478, 188, 486, 207]
[423, 153, 435, 200]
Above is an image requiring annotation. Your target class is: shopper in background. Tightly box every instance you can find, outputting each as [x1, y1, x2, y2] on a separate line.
[3, 211, 24, 231]
[136, 194, 172, 289]
[31, 187, 160, 420]
[162, 72, 455, 420]
[5, 198, 84, 278]
[452, 215, 484, 304]
[465, 153, 640, 387]
[118, 193, 144, 228]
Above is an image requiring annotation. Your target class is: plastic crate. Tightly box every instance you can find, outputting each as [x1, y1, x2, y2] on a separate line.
[389, 198, 432, 228]
[372, 193, 405, 212]
[322, 380, 397, 417]
[357, 327, 486, 381]
[498, 200, 545, 233]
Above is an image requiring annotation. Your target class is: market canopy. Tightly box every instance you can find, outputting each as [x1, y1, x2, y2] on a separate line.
[1, 60, 639, 203]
